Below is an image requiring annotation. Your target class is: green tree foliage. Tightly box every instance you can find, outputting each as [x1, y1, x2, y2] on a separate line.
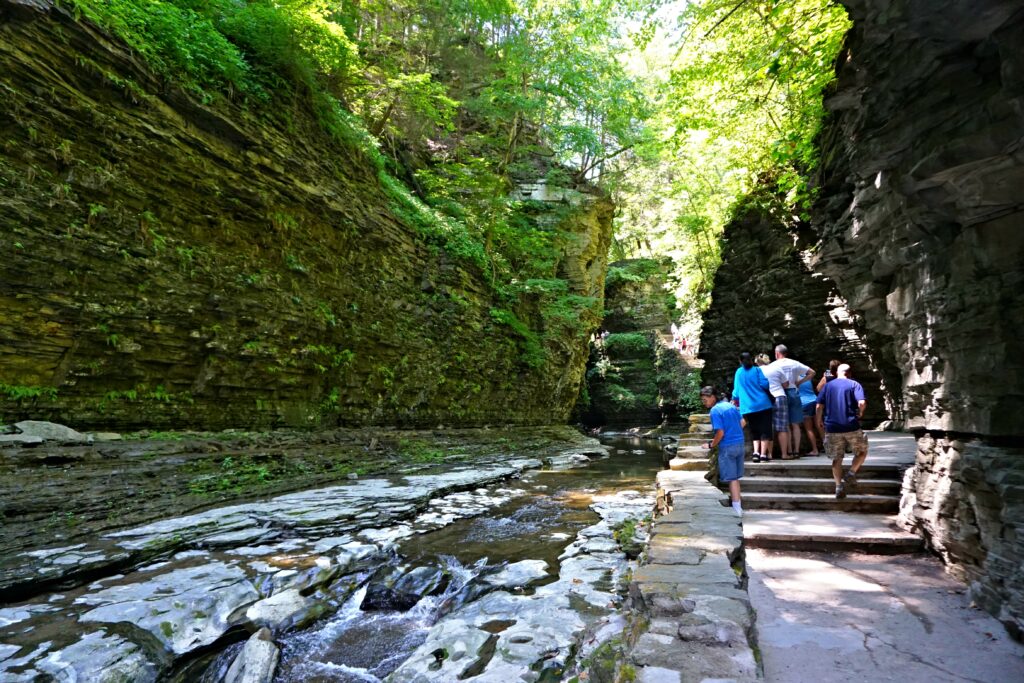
[610, 0, 850, 321]
[65, 0, 849, 345]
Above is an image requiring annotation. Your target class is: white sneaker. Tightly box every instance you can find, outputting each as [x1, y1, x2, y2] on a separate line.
[732, 502, 743, 517]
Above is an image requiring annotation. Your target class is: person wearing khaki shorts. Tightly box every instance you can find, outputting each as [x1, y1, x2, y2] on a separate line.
[815, 364, 868, 498]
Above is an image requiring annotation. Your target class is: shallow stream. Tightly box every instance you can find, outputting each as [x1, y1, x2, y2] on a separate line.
[267, 435, 666, 682]
[0, 434, 668, 682]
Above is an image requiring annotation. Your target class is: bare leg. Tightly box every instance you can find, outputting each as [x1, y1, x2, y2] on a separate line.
[832, 456, 844, 485]
[729, 480, 741, 503]
[790, 424, 801, 455]
[802, 417, 819, 454]
[777, 431, 790, 459]
[849, 448, 867, 474]
[759, 439, 772, 461]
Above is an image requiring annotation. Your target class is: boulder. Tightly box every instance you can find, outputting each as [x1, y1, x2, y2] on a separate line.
[225, 628, 279, 683]
[244, 588, 316, 631]
[13, 421, 89, 442]
[392, 566, 449, 598]
[361, 583, 423, 612]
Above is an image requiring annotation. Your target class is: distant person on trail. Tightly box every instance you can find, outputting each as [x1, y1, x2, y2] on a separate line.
[701, 386, 746, 517]
[816, 363, 868, 499]
[732, 352, 773, 462]
[798, 377, 821, 456]
[762, 345, 815, 459]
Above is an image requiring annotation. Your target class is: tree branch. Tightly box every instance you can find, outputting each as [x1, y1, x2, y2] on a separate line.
[704, 0, 753, 39]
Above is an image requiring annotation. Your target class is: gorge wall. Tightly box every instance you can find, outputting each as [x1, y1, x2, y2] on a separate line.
[0, 0, 612, 431]
[813, 0, 1024, 636]
[699, 198, 896, 427]
[581, 259, 695, 427]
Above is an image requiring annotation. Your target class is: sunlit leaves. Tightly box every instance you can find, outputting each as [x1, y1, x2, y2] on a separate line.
[610, 0, 849, 323]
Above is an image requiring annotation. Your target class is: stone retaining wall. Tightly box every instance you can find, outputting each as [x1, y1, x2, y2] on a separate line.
[624, 470, 759, 682]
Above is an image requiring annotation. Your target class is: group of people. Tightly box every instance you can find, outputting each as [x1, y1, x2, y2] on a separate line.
[669, 323, 692, 355]
[700, 344, 870, 517]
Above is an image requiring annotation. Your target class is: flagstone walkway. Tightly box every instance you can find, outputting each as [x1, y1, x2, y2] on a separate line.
[747, 548, 1024, 682]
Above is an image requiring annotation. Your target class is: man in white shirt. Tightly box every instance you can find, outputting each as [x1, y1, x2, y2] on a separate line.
[762, 344, 815, 458]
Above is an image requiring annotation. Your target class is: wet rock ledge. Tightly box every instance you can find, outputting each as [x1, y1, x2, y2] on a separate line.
[0, 426, 613, 681]
[0, 424, 599, 601]
[626, 470, 758, 682]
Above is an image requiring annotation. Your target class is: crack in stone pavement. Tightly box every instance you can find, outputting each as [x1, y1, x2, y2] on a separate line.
[847, 622, 988, 683]
[836, 562, 934, 635]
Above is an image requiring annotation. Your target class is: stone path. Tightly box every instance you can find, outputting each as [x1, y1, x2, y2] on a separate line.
[743, 511, 922, 552]
[627, 469, 758, 683]
[747, 548, 1024, 682]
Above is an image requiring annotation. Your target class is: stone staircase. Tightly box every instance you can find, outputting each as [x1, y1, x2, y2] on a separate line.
[741, 460, 902, 513]
[740, 440, 923, 552]
[665, 413, 713, 470]
[668, 413, 923, 553]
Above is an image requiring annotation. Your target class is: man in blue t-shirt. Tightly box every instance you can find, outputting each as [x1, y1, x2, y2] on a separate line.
[815, 363, 868, 499]
[701, 386, 746, 517]
[732, 352, 773, 462]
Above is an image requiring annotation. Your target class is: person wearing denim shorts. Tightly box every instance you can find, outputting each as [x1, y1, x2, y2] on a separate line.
[701, 386, 746, 517]
[815, 363, 868, 498]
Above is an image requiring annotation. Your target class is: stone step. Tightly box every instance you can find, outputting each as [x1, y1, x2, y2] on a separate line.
[668, 457, 708, 471]
[689, 414, 711, 425]
[744, 462, 902, 480]
[688, 423, 713, 434]
[742, 510, 923, 554]
[740, 477, 901, 496]
[736, 492, 900, 513]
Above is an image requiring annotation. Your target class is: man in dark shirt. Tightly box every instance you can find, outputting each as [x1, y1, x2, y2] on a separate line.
[815, 363, 868, 499]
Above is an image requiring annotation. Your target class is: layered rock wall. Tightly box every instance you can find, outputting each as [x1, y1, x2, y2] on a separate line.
[0, 0, 612, 430]
[815, 0, 1024, 636]
[581, 259, 694, 426]
[699, 202, 895, 427]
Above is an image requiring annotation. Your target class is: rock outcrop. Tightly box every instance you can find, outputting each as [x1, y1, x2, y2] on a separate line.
[699, 197, 896, 427]
[0, 0, 612, 431]
[814, 0, 1024, 637]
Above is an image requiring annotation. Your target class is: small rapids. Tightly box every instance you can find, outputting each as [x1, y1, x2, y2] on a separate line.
[274, 557, 484, 682]
[202, 434, 667, 681]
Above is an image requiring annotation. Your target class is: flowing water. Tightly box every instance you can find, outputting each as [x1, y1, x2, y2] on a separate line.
[0, 434, 669, 682]
[266, 435, 667, 682]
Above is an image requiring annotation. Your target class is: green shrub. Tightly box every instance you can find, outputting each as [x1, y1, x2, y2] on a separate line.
[679, 369, 703, 412]
[605, 382, 638, 408]
[0, 383, 58, 402]
[605, 259, 662, 288]
[603, 332, 651, 355]
[69, 0, 258, 98]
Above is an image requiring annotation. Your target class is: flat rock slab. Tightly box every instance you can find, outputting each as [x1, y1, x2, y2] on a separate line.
[747, 548, 1024, 683]
[743, 510, 923, 551]
[626, 470, 757, 682]
[13, 421, 89, 442]
[667, 459, 709, 472]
